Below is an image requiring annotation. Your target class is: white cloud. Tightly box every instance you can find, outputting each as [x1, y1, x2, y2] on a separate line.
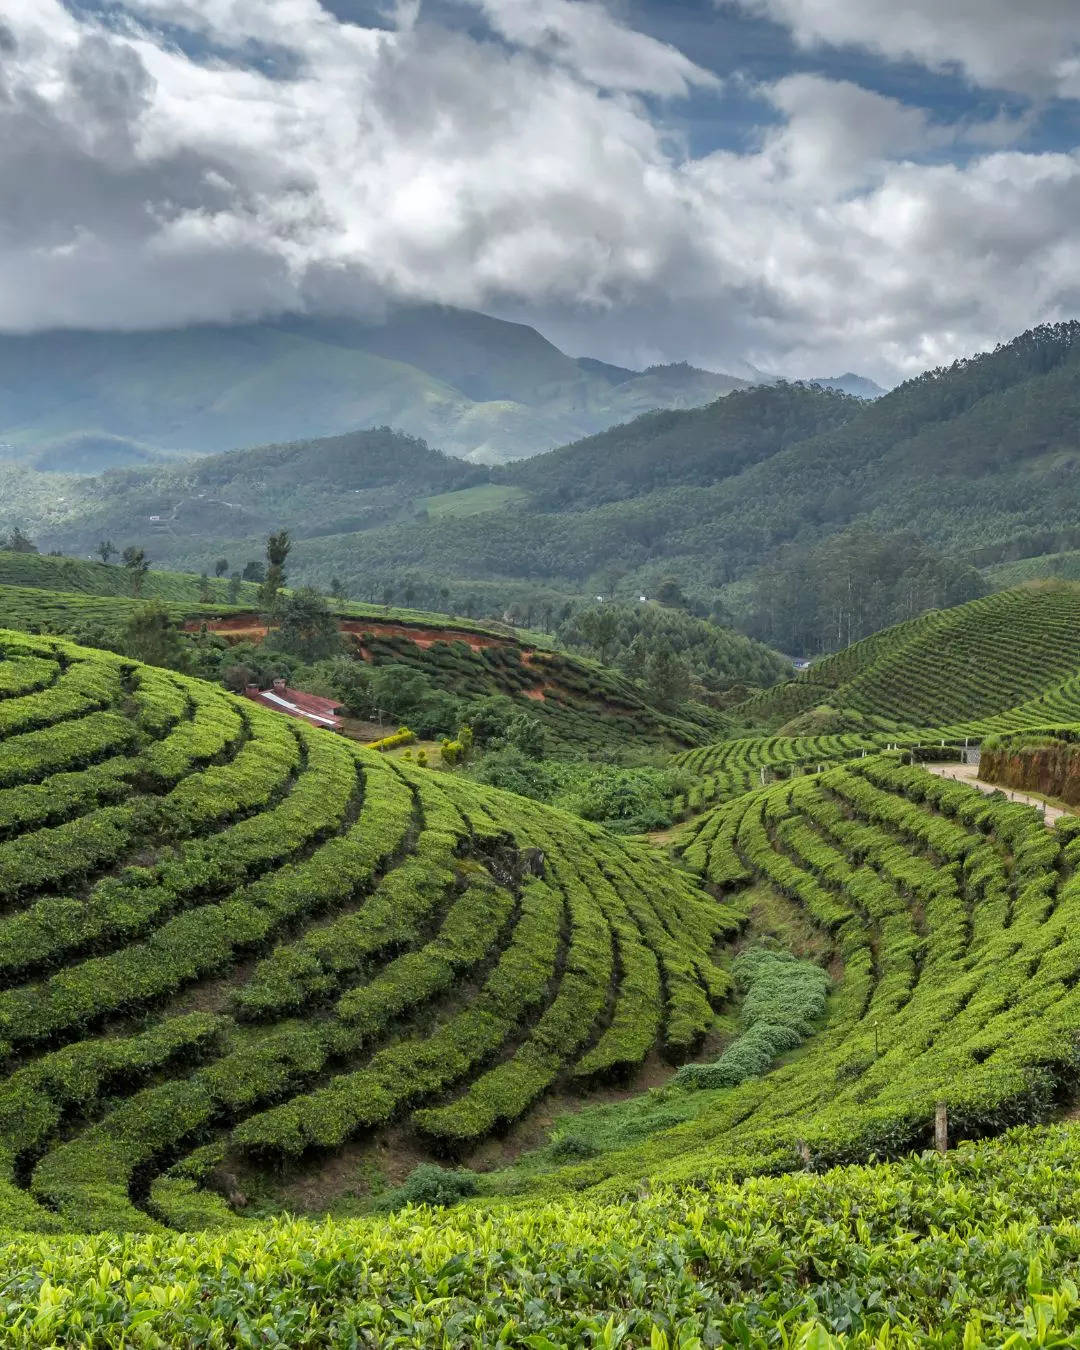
[469, 0, 718, 95]
[733, 0, 1080, 98]
[0, 0, 1079, 385]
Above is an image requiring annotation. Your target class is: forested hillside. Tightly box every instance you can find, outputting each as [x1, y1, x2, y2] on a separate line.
[10, 323, 1080, 643]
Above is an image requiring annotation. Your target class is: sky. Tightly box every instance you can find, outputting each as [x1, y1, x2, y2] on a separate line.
[3, 1, 1080, 382]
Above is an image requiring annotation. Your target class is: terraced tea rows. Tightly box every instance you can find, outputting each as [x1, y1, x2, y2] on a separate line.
[738, 582, 1080, 729]
[353, 628, 728, 750]
[0, 630, 736, 1233]
[521, 752, 1080, 1194]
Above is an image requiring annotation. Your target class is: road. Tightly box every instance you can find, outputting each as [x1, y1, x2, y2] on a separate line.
[923, 761, 1072, 826]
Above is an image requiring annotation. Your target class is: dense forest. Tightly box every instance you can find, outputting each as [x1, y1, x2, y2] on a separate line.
[744, 530, 986, 654]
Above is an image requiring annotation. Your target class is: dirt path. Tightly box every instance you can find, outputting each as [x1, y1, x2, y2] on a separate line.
[923, 761, 1073, 826]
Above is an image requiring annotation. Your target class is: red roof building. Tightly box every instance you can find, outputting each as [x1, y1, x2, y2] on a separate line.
[243, 679, 344, 730]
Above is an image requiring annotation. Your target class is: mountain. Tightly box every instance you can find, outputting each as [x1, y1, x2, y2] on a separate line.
[6, 427, 487, 558]
[13, 322, 1080, 633]
[808, 372, 887, 398]
[0, 307, 749, 470]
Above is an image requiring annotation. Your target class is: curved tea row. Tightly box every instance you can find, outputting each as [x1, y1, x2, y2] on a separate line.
[0, 631, 735, 1233]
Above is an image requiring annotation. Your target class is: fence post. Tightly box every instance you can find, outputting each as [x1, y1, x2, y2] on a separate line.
[934, 1102, 948, 1155]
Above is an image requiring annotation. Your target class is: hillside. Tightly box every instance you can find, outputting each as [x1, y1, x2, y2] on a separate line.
[0, 308, 748, 470]
[736, 582, 1080, 731]
[14, 323, 1080, 625]
[0, 630, 739, 1233]
[0, 558, 773, 759]
[4, 427, 488, 557]
[139, 323, 1080, 616]
[185, 608, 740, 752]
[4, 571, 1080, 1342]
[2, 1125, 1079, 1343]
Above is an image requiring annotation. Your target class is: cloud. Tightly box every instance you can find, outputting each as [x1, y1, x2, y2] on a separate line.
[0, 0, 1079, 385]
[469, 0, 718, 95]
[732, 0, 1080, 98]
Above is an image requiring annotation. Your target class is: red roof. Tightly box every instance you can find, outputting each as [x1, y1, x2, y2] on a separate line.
[244, 683, 344, 730]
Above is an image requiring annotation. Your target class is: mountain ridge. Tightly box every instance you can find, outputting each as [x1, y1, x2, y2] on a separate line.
[0, 307, 750, 470]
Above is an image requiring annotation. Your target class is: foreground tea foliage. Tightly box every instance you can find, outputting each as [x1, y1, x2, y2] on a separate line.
[2, 1125, 1079, 1346]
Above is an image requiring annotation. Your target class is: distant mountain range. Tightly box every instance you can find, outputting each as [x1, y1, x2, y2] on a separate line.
[0, 308, 759, 471]
[0, 306, 894, 472]
[6, 322, 1080, 623]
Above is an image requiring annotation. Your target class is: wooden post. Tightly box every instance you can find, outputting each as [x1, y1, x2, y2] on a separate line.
[934, 1102, 948, 1155]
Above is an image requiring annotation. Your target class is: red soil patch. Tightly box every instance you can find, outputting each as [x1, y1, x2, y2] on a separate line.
[186, 613, 509, 653]
[337, 620, 506, 651]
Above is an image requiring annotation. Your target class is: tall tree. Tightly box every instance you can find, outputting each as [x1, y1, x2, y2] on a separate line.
[121, 546, 149, 597]
[260, 530, 291, 611]
[122, 602, 185, 669]
[272, 588, 342, 662]
[577, 606, 620, 666]
[97, 540, 116, 565]
[214, 557, 229, 578]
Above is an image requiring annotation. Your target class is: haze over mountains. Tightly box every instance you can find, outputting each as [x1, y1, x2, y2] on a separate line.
[0, 307, 757, 471]
[7, 322, 1078, 639]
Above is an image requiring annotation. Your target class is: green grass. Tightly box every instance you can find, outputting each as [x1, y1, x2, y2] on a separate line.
[736, 582, 1080, 730]
[7, 570, 1080, 1348]
[0, 550, 262, 606]
[419, 483, 530, 518]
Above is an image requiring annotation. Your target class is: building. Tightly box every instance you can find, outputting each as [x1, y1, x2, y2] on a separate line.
[243, 678, 344, 730]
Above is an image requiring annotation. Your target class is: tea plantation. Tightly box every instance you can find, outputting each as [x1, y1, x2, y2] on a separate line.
[4, 580, 1080, 1346]
[0, 629, 736, 1237]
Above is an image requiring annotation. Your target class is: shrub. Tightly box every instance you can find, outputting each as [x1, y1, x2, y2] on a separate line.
[386, 1163, 479, 1210]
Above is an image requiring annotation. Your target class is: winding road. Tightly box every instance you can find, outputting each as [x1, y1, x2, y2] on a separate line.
[923, 761, 1072, 826]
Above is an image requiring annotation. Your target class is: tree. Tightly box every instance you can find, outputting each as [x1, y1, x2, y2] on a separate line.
[242, 560, 265, 583]
[121, 546, 150, 597]
[199, 572, 212, 603]
[271, 588, 342, 663]
[4, 527, 37, 554]
[644, 642, 692, 708]
[227, 573, 242, 604]
[403, 580, 417, 607]
[122, 602, 186, 669]
[214, 557, 229, 578]
[577, 606, 620, 665]
[330, 576, 346, 601]
[506, 712, 546, 760]
[260, 530, 291, 611]
[97, 540, 116, 565]
[655, 577, 687, 610]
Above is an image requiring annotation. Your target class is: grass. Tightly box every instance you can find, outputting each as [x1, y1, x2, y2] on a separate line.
[418, 483, 530, 518]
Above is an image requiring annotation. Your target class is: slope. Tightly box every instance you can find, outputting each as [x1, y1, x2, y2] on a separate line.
[0, 630, 740, 1234]
[737, 582, 1080, 730]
